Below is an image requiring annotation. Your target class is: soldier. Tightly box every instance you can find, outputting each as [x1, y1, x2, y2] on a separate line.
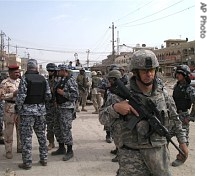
[0, 65, 21, 159]
[45, 63, 59, 150]
[171, 64, 195, 167]
[0, 99, 4, 145]
[99, 70, 123, 165]
[91, 71, 102, 114]
[119, 66, 129, 85]
[76, 68, 88, 112]
[16, 59, 52, 169]
[97, 64, 119, 143]
[51, 64, 78, 161]
[99, 50, 188, 176]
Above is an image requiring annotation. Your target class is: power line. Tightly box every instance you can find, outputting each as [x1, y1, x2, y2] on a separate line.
[9, 44, 110, 54]
[118, 0, 184, 27]
[121, 5, 194, 27]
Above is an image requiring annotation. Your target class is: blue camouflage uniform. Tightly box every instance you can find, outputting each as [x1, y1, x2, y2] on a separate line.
[52, 64, 79, 161]
[16, 59, 52, 168]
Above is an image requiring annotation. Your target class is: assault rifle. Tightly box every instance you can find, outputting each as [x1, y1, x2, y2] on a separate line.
[109, 78, 186, 158]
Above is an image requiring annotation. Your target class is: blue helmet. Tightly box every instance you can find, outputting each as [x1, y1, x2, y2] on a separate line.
[57, 64, 68, 71]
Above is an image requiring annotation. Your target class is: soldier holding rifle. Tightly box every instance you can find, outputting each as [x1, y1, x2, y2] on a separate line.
[99, 49, 188, 176]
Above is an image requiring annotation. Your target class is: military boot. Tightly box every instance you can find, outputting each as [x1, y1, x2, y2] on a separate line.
[172, 159, 184, 167]
[63, 145, 74, 161]
[81, 106, 87, 112]
[106, 131, 112, 143]
[51, 143, 66, 155]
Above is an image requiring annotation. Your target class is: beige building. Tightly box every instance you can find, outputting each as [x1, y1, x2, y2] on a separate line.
[91, 39, 195, 77]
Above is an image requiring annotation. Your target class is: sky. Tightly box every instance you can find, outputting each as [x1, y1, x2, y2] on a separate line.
[0, 0, 195, 67]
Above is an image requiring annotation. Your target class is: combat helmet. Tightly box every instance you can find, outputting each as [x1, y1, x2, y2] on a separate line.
[107, 70, 122, 79]
[91, 71, 97, 76]
[175, 64, 191, 77]
[46, 63, 57, 71]
[129, 49, 159, 71]
[57, 64, 68, 70]
[109, 64, 119, 71]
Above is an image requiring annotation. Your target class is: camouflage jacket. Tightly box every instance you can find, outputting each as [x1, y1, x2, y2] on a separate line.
[15, 72, 52, 116]
[99, 77, 187, 149]
[55, 76, 79, 109]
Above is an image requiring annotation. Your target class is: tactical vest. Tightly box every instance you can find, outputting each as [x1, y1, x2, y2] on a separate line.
[24, 74, 46, 104]
[173, 84, 192, 111]
[55, 77, 69, 104]
[117, 85, 170, 149]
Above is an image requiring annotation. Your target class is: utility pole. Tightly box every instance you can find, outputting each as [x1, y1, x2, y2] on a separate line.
[109, 22, 116, 63]
[0, 31, 6, 70]
[116, 31, 120, 55]
[86, 49, 90, 67]
[7, 37, 11, 61]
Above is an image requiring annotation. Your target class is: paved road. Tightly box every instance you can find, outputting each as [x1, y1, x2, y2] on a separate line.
[0, 104, 195, 176]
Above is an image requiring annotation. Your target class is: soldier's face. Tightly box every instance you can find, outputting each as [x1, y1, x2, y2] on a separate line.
[138, 68, 155, 84]
[10, 70, 20, 80]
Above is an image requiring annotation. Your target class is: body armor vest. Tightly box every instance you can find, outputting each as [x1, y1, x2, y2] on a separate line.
[173, 84, 192, 111]
[24, 73, 46, 104]
[55, 77, 69, 104]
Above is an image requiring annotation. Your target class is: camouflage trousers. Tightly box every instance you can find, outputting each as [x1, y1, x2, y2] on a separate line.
[117, 145, 171, 176]
[20, 115, 47, 165]
[46, 105, 57, 143]
[91, 93, 102, 111]
[54, 107, 74, 145]
[179, 111, 190, 146]
[3, 111, 21, 153]
[76, 89, 88, 108]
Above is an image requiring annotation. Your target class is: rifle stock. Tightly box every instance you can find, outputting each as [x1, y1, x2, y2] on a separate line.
[109, 79, 186, 158]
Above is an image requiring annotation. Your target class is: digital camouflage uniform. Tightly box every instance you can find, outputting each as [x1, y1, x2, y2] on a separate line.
[53, 65, 79, 161]
[45, 63, 59, 150]
[171, 64, 195, 167]
[99, 50, 187, 176]
[0, 76, 21, 155]
[16, 59, 52, 168]
[172, 82, 195, 145]
[97, 76, 113, 142]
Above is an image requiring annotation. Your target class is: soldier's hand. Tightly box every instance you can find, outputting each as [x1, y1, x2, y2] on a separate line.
[178, 143, 189, 161]
[57, 88, 64, 95]
[113, 100, 139, 116]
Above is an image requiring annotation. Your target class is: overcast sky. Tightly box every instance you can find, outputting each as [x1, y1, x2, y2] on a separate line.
[0, 0, 195, 67]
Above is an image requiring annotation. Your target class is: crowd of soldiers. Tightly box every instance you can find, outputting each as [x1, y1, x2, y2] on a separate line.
[0, 50, 195, 174]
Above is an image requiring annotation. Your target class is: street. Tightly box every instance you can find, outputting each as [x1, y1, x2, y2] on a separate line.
[0, 104, 195, 176]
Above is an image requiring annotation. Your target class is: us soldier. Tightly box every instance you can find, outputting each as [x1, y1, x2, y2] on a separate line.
[119, 66, 129, 85]
[99, 50, 188, 176]
[99, 70, 123, 165]
[45, 63, 59, 150]
[0, 65, 21, 159]
[91, 71, 102, 114]
[76, 68, 88, 112]
[51, 64, 78, 161]
[16, 59, 52, 169]
[171, 64, 195, 167]
[97, 64, 119, 143]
